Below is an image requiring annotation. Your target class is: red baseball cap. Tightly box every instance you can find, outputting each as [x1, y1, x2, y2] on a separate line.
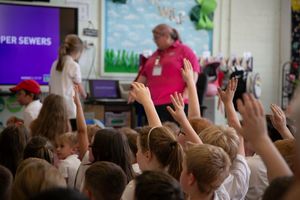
[10, 80, 41, 94]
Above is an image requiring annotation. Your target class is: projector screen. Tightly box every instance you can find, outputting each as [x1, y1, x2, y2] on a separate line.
[0, 2, 78, 85]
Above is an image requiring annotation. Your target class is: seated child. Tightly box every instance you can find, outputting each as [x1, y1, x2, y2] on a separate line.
[23, 136, 54, 164]
[84, 161, 127, 200]
[181, 143, 231, 200]
[12, 158, 66, 200]
[56, 132, 81, 187]
[0, 165, 13, 200]
[135, 171, 184, 200]
[199, 125, 250, 200]
[118, 127, 141, 174]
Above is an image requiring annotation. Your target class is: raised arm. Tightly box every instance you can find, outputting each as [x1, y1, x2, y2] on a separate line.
[167, 92, 203, 144]
[218, 77, 241, 130]
[237, 94, 292, 181]
[182, 58, 201, 119]
[129, 82, 161, 127]
[74, 86, 88, 160]
[270, 103, 294, 139]
[218, 78, 244, 156]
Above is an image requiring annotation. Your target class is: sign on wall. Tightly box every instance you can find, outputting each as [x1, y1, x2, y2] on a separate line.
[101, 0, 213, 76]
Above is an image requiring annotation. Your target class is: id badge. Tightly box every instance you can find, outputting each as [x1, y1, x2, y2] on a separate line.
[152, 65, 162, 76]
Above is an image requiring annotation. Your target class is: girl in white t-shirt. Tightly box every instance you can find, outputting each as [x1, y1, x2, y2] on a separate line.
[49, 34, 86, 128]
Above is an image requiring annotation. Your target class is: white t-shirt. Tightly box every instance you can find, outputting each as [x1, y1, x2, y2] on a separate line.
[222, 154, 251, 200]
[214, 184, 230, 200]
[57, 154, 81, 188]
[49, 55, 82, 119]
[74, 151, 90, 191]
[122, 179, 135, 200]
[245, 154, 269, 200]
[24, 100, 42, 130]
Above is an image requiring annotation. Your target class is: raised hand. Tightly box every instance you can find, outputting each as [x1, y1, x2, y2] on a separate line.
[181, 58, 194, 84]
[167, 92, 202, 144]
[130, 82, 161, 127]
[167, 92, 186, 124]
[237, 94, 292, 181]
[218, 77, 238, 104]
[237, 94, 267, 142]
[270, 103, 294, 139]
[129, 82, 152, 105]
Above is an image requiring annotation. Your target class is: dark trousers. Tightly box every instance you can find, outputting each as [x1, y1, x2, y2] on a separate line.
[155, 103, 188, 123]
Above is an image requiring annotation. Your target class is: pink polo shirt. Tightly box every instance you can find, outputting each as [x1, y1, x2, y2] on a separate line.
[141, 40, 200, 105]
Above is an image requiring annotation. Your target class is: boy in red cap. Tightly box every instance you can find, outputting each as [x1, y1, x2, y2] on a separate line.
[7, 80, 42, 131]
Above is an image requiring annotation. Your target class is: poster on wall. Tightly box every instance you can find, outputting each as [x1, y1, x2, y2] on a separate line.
[101, 0, 213, 77]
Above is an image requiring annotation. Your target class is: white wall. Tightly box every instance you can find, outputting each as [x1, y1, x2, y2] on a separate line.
[3, 0, 291, 109]
[213, 0, 290, 111]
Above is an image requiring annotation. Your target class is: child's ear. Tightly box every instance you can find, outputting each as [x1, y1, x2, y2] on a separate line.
[187, 173, 196, 186]
[144, 150, 152, 160]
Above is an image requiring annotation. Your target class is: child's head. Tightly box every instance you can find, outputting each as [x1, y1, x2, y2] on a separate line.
[0, 124, 27, 176]
[89, 128, 134, 182]
[135, 171, 184, 200]
[274, 139, 296, 173]
[137, 126, 183, 180]
[176, 118, 212, 149]
[181, 144, 231, 195]
[23, 136, 54, 164]
[263, 176, 294, 200]
[189, 118, 213, 134]
[55, 132, 78, 160]
[0, 165, 13, 200]
[87, 124, 101, 144]
[57, 34, 84, 71]
[30, 94, 70, 142]
[118, 127, 138, 163]
[162, 121, 180, 137]
[12, 158, 66, 200]
[199, 125, 239, 162]
[30, 188, 88, 200]
[84, 161, 127, 200]
[9, 80, 41, 105]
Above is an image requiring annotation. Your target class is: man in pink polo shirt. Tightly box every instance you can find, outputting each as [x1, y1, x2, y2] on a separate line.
[132, 24, 200, 122]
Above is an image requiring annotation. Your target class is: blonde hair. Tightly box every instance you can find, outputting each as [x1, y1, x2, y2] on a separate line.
[30, 94, 70, 143]
[139, 126, 183, 180]
[56, 34, 83, 71]
[12, 158, 66, 200]
[87, 124, 102, 144]
[274, 139, 296, 173]
[56, 132, 78, 147]
[189, 118, 213, 134]
[199, 125, 239, 162]
[163, 121, 180, 137]
[185, 144, 231, 194]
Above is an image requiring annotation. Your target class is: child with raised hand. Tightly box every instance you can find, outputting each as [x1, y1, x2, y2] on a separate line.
[216, 78, 252, 200]
[122, 126, 184, 200]
[55, 132, 80, 187]
[237, 94, 292, 181]
[181, 144, 231, 200]
[75, 84, 134, 191]
[122, 82, 184, 200]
